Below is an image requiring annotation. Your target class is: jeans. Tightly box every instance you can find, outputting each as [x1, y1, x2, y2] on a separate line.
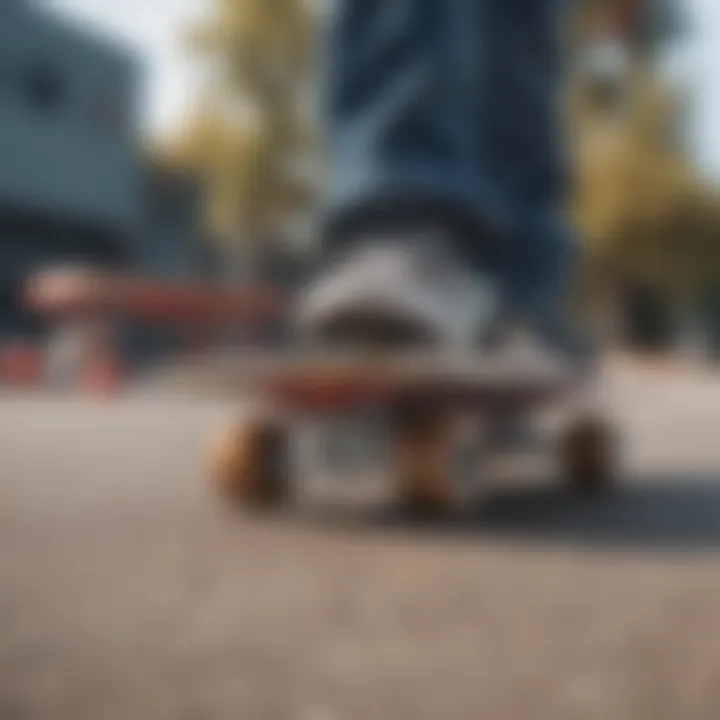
[325, 0, 575, 329]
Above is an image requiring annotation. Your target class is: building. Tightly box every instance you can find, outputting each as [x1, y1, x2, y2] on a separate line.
[139, 164, 218, 280]
[0, 0, 141, 337]
[0, 0, 215, 342]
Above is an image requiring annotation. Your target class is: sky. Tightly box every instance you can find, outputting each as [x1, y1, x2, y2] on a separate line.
[46, 0, 720, 180]
[46, 0, 207, 136]
[683, 0, 720, 180]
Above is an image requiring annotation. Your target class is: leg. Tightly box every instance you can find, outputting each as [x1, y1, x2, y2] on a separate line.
[299, 0, 502, 345]
[301, 0, 578, 353]
[325, 0, 499, 251]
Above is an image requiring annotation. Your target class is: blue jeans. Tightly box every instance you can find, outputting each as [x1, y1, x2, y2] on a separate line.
[325, 0, 575, 329]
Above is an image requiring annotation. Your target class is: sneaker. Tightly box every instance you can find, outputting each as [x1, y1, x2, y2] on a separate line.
[296, 231, 498, 351]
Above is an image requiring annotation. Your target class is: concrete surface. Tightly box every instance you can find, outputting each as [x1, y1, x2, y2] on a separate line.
[2, 361, 720, 719]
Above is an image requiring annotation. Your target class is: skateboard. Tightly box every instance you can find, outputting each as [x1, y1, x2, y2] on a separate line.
[207, 352, 617, 514]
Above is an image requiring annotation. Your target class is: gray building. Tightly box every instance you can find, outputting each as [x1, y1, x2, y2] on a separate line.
[0, 0, 212, 340]
[0, 0, 140, 336]
[140, 164, 217, 280]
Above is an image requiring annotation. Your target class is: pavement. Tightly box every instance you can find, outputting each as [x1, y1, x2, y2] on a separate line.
[2, 360, 720, 719]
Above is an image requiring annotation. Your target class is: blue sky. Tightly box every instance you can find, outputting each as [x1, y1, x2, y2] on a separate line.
[47, 0, 720, 181]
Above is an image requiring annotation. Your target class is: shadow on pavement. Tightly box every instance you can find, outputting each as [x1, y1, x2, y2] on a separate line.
[317, 473, 720, 553]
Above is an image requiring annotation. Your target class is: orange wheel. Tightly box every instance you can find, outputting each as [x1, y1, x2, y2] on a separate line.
[207, 408, 289, 508]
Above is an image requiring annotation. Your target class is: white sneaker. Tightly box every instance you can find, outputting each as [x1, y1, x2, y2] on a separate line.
[296, 233, 498, 350]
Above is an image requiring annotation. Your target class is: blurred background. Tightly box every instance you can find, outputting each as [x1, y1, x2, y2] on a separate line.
[6, 6, 720, 719]
[0, 0, 718, 383]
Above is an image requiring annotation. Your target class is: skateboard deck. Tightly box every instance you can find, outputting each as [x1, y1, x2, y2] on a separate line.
[214, 351, 574, 412]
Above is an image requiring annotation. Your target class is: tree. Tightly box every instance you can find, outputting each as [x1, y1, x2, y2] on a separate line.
[575, 61, 720, 296]
[569, 1, 720, 348]
[177, 0, 318, 274]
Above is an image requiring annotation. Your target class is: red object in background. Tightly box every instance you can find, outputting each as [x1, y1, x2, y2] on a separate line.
[1, 342, 42, 388]
[81, 353, 123, 397]
[26, 270, 283, 326]
[25, 269, 285, 394]
[79, 335, 124, 397]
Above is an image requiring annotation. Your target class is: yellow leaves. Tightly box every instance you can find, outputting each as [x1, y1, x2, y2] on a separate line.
[573, 60, 720, 295]
[175, 0, 317, 249]
[574, 120, 631, 246]
[189, 0, 311, 90]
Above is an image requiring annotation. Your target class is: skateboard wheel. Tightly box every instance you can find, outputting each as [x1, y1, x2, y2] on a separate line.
[207, 408, 289, 508]
[392, 403, 454, 515]
[561, 415, 617, 495]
